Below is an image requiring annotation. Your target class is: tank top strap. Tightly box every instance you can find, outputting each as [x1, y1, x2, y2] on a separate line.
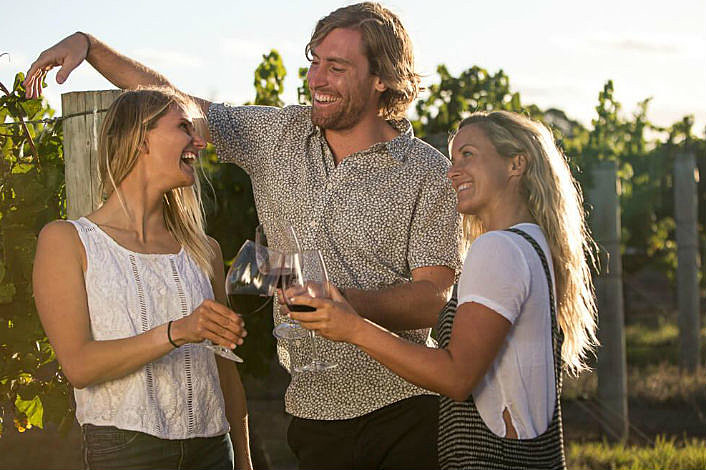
[65, 217, 103, 259]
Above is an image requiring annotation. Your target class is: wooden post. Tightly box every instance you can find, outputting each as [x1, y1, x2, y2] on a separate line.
[674, 151, 701, 372]
[62, 90, 122, 219]
[588, 159, 628, 441]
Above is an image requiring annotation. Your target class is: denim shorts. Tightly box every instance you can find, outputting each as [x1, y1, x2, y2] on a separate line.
[81, 424, 234, 470]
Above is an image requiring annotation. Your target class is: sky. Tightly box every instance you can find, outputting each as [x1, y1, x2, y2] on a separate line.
[2, 0, 705, 133]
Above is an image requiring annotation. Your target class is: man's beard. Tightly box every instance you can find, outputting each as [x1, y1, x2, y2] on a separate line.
[310, 93, 367, 131]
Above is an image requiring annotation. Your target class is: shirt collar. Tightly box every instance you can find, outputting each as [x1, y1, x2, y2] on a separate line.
[311, 117, 415, 164]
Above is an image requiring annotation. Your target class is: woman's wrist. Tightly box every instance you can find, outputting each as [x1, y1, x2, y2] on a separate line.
[348, 315, 373, 347]
[167, 321, 179, 348]
[167, 318, 187, 347]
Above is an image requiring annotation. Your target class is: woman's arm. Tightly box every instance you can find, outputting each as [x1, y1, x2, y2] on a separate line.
[209, 238, 252, 470]
[32, 221, 245, 389]
[289, 287, 511, 401]
[341, 265, 454, 330]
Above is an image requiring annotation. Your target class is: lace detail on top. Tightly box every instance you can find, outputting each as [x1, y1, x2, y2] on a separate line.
[68, 217, 229, 439]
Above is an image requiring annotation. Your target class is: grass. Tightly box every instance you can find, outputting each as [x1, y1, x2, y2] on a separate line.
[562, 313, 706, 467]
[563, 362, 706, 404]
[562, 316, 706, 403]
[567, 436, 706, 470]
[625, 316, 706, 368]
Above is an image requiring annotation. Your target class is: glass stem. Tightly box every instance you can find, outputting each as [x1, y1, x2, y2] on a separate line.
[308, 330, 319, 363]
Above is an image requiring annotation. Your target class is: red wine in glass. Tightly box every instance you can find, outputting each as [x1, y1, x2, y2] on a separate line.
[216, 240, 282, 362]
[227, 292, 271, 317]
[286, 304, 316, 312]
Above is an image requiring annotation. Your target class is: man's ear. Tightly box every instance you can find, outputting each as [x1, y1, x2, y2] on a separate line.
[374, 76, 387, 93]
[510, 154, 528, 176]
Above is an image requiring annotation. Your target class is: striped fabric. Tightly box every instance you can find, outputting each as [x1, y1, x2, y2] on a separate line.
[437, 228, 566, 469]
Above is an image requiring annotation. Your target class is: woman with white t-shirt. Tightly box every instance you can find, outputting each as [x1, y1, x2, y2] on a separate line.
[289, 111, 598, 469]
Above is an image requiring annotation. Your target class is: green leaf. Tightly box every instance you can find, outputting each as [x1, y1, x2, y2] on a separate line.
[14, 394, 44, 429]
[20, 100, 43, 120]
[12, 162, 33, 174]
[12, 72, 26, 92]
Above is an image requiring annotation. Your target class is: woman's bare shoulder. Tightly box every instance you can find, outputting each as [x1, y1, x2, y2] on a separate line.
[36, 220, 84, 261]
[38, 219, 78, 242]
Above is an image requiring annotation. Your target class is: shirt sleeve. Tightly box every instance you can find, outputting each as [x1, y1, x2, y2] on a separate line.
[407, 163, 463, 275]
[207, 102, 283, 175]
[457, 232, 530, 324]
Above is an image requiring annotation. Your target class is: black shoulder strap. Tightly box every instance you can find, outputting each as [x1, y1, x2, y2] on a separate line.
[504, 227, 563, 395]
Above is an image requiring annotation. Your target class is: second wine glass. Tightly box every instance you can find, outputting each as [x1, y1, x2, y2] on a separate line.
[256, 223, 308, 340]
[282, 250, 337, 373]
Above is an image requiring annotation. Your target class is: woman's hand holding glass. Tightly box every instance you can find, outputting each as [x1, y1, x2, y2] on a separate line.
[281, 250, 337, 372]
[287, 284, 364, 345]
[171, 299, 246, 349]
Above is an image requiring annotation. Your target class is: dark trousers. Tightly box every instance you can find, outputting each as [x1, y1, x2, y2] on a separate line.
[82, 424, 234, 470]
[287, 395, 439, 470]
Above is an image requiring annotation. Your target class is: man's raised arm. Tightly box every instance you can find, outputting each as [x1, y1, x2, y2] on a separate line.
[24, 32, 212, 133]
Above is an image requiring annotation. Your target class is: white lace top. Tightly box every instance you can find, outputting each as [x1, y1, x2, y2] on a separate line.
[68, 217, 230, 439]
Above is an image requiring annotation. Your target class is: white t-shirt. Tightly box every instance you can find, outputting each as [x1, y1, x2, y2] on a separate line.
[457, 223, 556, 439]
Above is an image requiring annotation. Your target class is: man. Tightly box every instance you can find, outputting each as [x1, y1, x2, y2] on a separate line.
[26, 3, 461, 468]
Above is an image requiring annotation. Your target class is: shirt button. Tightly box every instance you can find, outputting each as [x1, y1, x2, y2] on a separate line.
[310, 221, 318, 228]
[325, 182, 332, 190]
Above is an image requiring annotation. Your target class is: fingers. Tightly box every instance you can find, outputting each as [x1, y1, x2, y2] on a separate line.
[56, 57, 82, 84]
[295, 320, 325, 331]
[24, 54, 57, 98]
[288, 295, 329, 310]
[23, 33, 89, 98]
[201, 318, 245, 349]
[24, 60, 45, 92]
[328, 283, 346, 302]
[202, 298, 241, 322]
[288, 299, 332, 323]
[23, 69, 41, 99]
[187, 300, 247, 347]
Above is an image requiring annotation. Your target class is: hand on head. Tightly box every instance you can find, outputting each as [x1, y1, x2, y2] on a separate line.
[24, 32, 89, 99]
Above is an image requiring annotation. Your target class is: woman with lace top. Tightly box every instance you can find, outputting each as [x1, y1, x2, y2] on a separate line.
[33, 88, 252, 470]
[289, 111, 599, 469]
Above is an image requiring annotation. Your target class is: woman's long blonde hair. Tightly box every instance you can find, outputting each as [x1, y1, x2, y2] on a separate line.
[452, 111, 598, 374]
[98, 87, 214, 278]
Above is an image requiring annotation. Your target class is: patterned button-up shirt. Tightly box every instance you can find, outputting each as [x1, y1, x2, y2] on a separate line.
[209, 103, 462, 420]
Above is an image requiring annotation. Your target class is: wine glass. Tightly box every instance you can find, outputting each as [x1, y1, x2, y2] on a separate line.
[256, 223, 308, 340]
[208, 240, 283, 362]
[282, 250, 337, 372]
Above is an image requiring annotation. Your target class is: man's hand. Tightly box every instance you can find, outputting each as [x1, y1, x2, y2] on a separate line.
[24, 33, 90, 99]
